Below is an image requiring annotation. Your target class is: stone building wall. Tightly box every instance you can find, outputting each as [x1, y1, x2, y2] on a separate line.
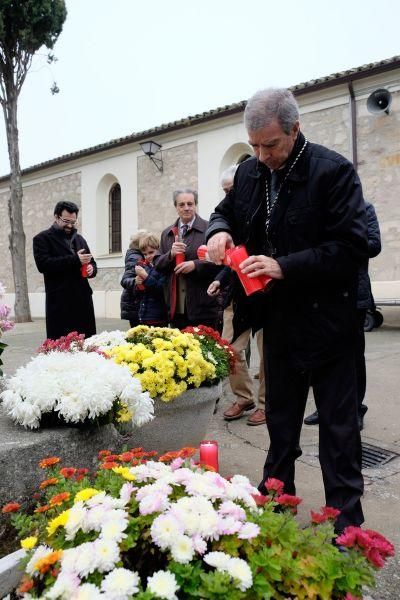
[0, 172, 81, 292]
[357, 89, 400, 282]
[137, 141, 198, 236]
[301, 103, 351, 160]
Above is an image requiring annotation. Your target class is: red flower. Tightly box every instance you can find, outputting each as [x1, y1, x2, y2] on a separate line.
[59, 467, 77, 479]
[336, 526, 394, 569]
[103, 454, 120, 462]
[35, 504, 50, 513]
[119, 452, 134, 462]
[74, 468, 89, 482]
[39, 457, 61, 469]
[276, 494, 302, 507]
[252, 493, 271, 506]
[311, 505, 341, 524]
[98, 450, 111, 459]
[178, 447, 197, 459]
[2, 502, 21, 513]
[345, 594, 362, 600]
[265, 477, 284, 495]
[17, 577, 34, 594]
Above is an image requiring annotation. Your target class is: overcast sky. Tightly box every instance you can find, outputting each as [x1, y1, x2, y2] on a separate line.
[0, 0, 399, 175]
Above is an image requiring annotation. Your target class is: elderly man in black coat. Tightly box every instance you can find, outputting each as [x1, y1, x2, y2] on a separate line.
[206, 88, 368, 535]
[33, 201, 97, 340]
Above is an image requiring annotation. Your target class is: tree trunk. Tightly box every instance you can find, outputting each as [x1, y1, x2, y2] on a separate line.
[3, 86, 32, 322]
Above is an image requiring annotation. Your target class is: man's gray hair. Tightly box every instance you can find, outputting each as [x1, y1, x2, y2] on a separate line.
[244, 88, 299, 134]
[220, 165, 238, 186]
[173, 188, 198, 206]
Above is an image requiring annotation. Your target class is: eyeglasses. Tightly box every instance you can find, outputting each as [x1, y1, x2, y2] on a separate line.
[58, 216, 78, 226]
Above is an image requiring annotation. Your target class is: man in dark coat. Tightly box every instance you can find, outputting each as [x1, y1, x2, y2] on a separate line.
[154, 188, 220, 329]
[206, 88, 368, 535]
[304, 200, 381, 430]
[33, 201, 97, 340]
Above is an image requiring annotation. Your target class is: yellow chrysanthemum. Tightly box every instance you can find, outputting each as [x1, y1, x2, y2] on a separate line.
[20, 536, 38, 550]
[112, 466, 136, 481]
[47, 509, 70, 536]
[74, 488, 101, 503]
[116, 403, 133, 422]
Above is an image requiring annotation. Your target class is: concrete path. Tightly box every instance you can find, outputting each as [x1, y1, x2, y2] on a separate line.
[1, 311, 400, 598]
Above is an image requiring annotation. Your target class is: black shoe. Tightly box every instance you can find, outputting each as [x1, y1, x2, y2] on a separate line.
[304, 410, 319, 425]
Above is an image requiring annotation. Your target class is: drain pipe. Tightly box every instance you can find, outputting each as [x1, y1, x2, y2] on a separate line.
[348, 81, 358, 171]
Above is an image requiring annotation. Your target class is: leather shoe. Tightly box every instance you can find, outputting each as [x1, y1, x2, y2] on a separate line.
[223, 402, 255, 421]
[247, 408, 266, 426]
[304, 410, 319, 425]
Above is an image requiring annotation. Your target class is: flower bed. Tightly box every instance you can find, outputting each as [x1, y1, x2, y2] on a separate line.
[2, 450, 394, 599]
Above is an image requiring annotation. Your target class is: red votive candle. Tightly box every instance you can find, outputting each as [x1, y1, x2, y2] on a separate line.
[199, 440, 219, 472]
[81, 264, 88, 277]
[175, 252, 185, 265]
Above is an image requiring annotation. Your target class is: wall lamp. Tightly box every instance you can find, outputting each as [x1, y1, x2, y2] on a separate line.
[139, 140, 163, 172]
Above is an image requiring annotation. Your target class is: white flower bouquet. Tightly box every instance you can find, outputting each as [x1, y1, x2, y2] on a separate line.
[0, 351, 154, 429]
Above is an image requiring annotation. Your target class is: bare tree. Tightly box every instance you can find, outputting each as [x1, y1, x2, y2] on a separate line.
[0, 0, 67, 321]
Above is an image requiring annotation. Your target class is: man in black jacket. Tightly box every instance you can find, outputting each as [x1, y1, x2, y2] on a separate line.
[206, 88, 368, 534]
[33, 201, 97, 340]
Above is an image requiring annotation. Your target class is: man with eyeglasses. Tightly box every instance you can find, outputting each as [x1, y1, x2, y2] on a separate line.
[33, 200, 97, 340]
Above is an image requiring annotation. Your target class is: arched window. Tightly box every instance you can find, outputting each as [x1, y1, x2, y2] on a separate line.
[109, 183, 121, 253]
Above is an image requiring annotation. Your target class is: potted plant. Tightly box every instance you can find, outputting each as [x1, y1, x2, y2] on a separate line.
[2, 449, 394, 599]
[84, 325, 235, 451]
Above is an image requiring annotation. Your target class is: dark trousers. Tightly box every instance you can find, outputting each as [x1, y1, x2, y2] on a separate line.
[259, 345, 364, 533]
[355, 309, 367, 412]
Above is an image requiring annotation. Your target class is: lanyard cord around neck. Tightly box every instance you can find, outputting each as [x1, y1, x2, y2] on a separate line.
[264, 137, 308, 255]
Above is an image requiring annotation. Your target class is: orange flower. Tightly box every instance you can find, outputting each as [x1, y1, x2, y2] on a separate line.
[99, 461, 119, 470]
[49, 492, 70, 506]
[98, 449, 111, 459]
[40, 478, 59, 489]
[119, 452, 134, 462]
[17, 577, 34, 594]
[39, 457, 61, 469]
[2, 502, 21, 513]
[59, 467, 76, 479]
[158, 451, 179, 462]
[129, 447, 143, 453]
[103, 454, 120, 462]
[35, 550, 63, 574]
[179, 447, 197, 459]
[35, 504, 50, 513]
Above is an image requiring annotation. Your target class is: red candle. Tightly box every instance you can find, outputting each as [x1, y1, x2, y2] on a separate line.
[199, 440, 219, 472]
[80, 264, 88, 277]
[175, 252, 185, 265]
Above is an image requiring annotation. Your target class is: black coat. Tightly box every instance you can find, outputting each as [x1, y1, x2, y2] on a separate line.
[207, 133, 368, 370]
[33, 225, 97, 340]
[138, 264, 168, 324]
[357, 202, 381, 310]
[120, 248, 144, 323]
[154, 214, 221, 324]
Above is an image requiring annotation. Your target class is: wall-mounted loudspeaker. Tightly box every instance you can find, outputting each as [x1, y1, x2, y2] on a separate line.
[367, 88, 392, 115]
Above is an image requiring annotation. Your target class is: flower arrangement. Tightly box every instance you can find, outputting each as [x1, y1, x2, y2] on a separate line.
[0, 281, 14, 376]
[105, 326, 219, 402]
[37, 331, 87, 354]
[0, 351, 154, 429]
[182, 325, 236, 380]
[2, 450, 394, 599]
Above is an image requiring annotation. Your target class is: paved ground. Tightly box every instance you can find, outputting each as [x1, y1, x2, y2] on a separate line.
[1, 310, 400, 598]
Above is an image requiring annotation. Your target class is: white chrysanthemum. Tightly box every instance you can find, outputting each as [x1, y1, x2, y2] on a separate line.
[71, 582, 103, 600]
[169, 496, 219, 539]
[0, 350, 154, 428]
[45, 570, 80, 599]
[226, 557, 253, 591]
[100, 567, 140, 599]
[218, 500, 246, 521]
[64, 503, 88, 540]
[62, 542, 96, 578]
[203, 551, 231, 570]
[183, 471, 228, 500]
[170, 534, 195, 563]
[237, 521, 260, 540]
[92, 539, 120, 572]
[99, 513, 129, 542]
[150, 514, 184, 550]
[84, 330, 127, 351]
[147, 570, 179, 600]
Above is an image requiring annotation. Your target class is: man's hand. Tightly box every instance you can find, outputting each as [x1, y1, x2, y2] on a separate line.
[171, 235, 186, 258]
[77, 248, 92, 264]
[135, 265, 148, 280]
[174, 260, 195, 275]
[86, 264, 94, 277]
[240, 255, 284, 279]
[207, 280, 221, 297]
[207, 232, 234, 264]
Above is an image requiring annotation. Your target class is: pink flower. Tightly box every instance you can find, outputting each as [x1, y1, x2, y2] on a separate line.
[311, 506, 341, 524]
[336, 526, 394, 569]
[276, 494, 302, 507]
